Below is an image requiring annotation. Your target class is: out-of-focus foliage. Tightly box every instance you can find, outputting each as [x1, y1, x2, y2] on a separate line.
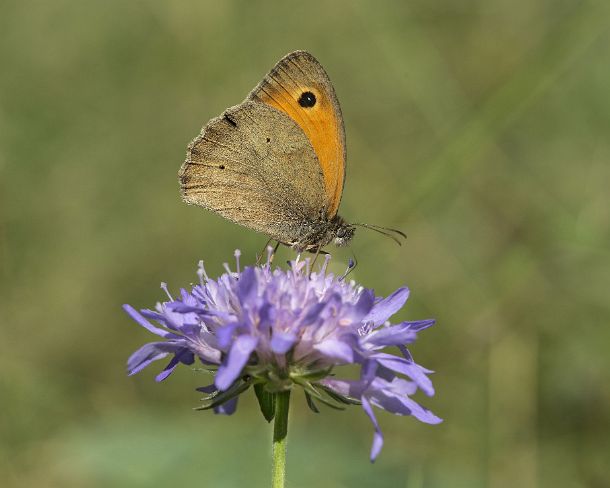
[1, 1, 608, 487]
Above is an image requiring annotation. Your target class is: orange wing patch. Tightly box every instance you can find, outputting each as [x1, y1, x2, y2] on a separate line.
[248, 51, 346, 218]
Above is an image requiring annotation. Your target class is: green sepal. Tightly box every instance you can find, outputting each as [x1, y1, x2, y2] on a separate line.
[265, 371, 292, 393]
[194, 378, 251, 411]
[290, 367, 333, 382]
[304, 391, 320, 413]
[294, 379, 346, 410]
[254, 383, 276, 422]
[317, 384, 361, 405]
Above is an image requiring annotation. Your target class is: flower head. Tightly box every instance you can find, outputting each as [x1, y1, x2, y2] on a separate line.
[125, 250, 441, 460]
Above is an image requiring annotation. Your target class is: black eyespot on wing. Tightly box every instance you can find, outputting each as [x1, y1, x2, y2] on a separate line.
[224, 113, 237, 127]
[266, 137, 270, 143]
[218, 165, 225, 169]
[298, 91, 316, 108]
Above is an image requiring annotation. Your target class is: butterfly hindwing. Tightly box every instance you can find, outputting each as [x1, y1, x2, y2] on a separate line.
[179, 101, 327, 244]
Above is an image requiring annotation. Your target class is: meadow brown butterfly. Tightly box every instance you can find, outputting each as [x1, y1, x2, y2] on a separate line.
[179, 50, 403, 253]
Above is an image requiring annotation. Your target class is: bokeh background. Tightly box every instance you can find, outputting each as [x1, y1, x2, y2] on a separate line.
[1, 1, 609, 487]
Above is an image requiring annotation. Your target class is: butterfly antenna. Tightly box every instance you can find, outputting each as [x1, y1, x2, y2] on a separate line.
[353, 223, 405, 246]
[357, 223, 407, 239]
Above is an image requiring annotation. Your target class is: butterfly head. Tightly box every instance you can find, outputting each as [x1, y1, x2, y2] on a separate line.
[332, 218, 355, 247]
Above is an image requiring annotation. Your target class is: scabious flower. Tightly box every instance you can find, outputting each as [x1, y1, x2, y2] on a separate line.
[125, 250, 441, 461]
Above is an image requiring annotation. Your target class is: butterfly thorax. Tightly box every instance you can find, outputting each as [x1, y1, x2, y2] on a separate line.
[290, 214, 355, 253]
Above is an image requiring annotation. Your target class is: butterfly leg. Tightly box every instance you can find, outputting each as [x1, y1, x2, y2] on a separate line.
[309, 247, 330, 273]
[269, 241, 281, 264]
[256, 238, 274, 265]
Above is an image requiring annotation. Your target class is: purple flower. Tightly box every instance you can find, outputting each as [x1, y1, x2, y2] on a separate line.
[125, 250, 441, 460]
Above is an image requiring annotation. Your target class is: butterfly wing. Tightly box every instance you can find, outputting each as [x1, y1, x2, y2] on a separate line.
[248, 50, 346, 218]
[179, 101, 326, 244]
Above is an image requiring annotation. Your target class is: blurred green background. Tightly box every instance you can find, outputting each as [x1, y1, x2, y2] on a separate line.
[1, 1, 609, 486]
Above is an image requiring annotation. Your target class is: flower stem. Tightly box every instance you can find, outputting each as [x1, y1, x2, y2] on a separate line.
[272, 390, 290, 488]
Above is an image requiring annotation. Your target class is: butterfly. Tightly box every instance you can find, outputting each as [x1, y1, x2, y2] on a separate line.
[179, 50, 404, 253]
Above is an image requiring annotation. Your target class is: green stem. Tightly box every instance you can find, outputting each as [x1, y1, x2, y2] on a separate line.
[272, 390, 290, 488]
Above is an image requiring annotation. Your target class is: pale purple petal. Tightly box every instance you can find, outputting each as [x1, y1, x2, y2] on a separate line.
[361, 358, 379, 385]
[215, 335, 258, 390]
[190, 340, 223, 364]
[398, 344, 413, 361]
[123, 305, 178, 338]
[270, 330, 297, 354]
[321, 377, 368, 399]
[155, 349, 194, 382]
[364, 324, 418, 348]
[196, 384, 217, 394]
[353, 289, 375, 318]
[314, 339, 355, 363]
[363, 318, 434, 348]
[400, 397, 442, 424]
[216, 322, 239, 349]
[127, 341, 184, 376]
[374, 354, 435, 396]
[387, 377, 418, 396]
[302, 302, 326, 324]
[363, 287, 410, 326]
[402, 319, 435, 332]
[214, 397, 238, 415]
[361, 396, 384, 462]
[155, 358, 180, 382]
[140, 309, 168, 323]
[180, 288, 197, 305]
[369, 386, 442, 424]
[237, 267, 257, 302]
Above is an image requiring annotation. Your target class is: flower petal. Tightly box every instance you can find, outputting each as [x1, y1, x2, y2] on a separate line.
[270, 330, 297, 354]
[216, 322, 239, 349]
[354, 359, 376, 387]
[402, 319, 436, 332]
[196, 383, 217, 394]
[353, 289, 375, 319]
[361, 396, 384, 462]
[363, 318, 434, 348]
[374, 354, 435, 396]
[127, 341, 184, 376]
[155, 349, 194, 382]
[123, 305, 177, 338]
[363, 287, 410, 326]
[387, 377, 418, 396]
[314, 339, 355, 363]
[363, 324, 418, 348]
[400, 397, 442, 424]
[214, 397, 238, 415]
[215, 335, 258, 391]
[302, 302, 326, 324]
[369, 384, 442, 424]
[237, 267, 257, 302]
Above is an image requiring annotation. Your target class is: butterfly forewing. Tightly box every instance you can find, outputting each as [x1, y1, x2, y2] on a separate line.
[248, 51, 346, 218]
